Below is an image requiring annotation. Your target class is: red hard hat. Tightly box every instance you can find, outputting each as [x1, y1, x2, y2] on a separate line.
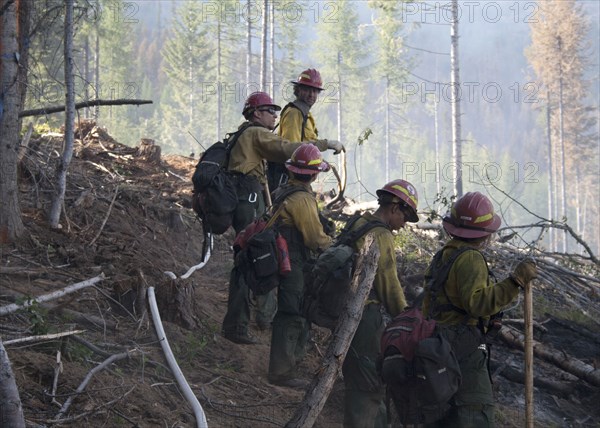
[376, 179, 419, 222]
[291, 68, 323, 91]
[285, 144, 329, 175]
[243, 91, 281, 114]
[442, 192, 501, 239]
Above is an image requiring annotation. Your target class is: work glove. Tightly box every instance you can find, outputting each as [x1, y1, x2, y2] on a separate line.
[327, 139, 345, 154]
[510, 259, 538, 288]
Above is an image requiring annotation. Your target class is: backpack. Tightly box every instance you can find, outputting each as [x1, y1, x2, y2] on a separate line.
[378, 247, 470, 425]
[233, 185, 306, 295]
[191, 123, 255, 236]
[303, 215, 387, 330]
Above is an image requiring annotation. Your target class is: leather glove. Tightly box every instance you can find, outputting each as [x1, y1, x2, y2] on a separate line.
[510, 259, 538, 288]
[327, 139, 345, 154]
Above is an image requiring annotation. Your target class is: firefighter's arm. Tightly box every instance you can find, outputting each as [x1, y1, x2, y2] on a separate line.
[373, 231, 407, 317]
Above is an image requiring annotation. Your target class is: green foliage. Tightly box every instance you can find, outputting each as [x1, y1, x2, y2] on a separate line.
[16, 298, 49, 335]
[424, 188, 456, 224]
[65, 341, 94, 363]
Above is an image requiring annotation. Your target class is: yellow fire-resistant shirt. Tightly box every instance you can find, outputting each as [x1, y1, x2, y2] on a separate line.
[350, 213, 407, 318]
[422, 239, 520, 327]
[275, 179, 332, 252]
[228, 123, 329, 184]
[278, 101, 319, 142]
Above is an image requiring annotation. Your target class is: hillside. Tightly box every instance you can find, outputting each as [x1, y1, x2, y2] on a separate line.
[1, 123, 599, 427]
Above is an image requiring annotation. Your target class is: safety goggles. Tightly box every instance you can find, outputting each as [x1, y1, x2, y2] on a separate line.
[258, 107, 278, 115]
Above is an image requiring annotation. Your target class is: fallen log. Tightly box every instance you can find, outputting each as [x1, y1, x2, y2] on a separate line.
[3, 330, 85, 346]
[0, 288, 117, 331]
[0, 273, 105, 317]
[490, 359, 576, 398]
[286, 234, 380, 428]
[498, 325, 600, 387]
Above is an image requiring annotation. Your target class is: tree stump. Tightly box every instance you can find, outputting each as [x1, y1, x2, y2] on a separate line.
[154, 277, 198, 330]
[136, 138, 161, 164]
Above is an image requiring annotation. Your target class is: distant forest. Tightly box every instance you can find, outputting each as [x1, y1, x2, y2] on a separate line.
[19, 0, 600, 254]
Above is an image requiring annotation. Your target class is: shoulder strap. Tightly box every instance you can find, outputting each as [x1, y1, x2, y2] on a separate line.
[337, 217, 388, 247]
[224, 123, 257, 168]
[278, 102, 308, 141]
[271, 184, 309, 207]
[422, 247, 477, 317]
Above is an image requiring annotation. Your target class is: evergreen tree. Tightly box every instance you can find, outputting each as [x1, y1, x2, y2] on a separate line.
[525, 0, 598, 252]
[312, 0, 371, 200]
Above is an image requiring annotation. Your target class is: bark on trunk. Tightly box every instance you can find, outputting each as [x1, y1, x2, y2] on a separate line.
[135, 139, 162, 164]
[0, 0, 25, 243]
[0, 340, 26, 428]
[49, 0, 76, 228]
[286, 234, 380, 428]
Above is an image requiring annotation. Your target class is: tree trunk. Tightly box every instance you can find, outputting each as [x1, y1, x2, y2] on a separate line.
[216, 20, 222, 141]
[16, 0, 31, 130]
[286, 234, 380, 428]
[269, 0, 275, 97]
[0, 340, 26, 428]
[450, 0, 463, 197]
[0, 0, 25, 243]
[260, 0, 268, 91]
[246, 0, 252, 86]
[49, 0, 75, 228]
[546, 91, 555, 251]
[384, 78, 390, 184]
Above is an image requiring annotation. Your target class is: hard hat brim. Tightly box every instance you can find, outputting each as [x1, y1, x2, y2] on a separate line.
[442, 214, 501, 239]
[285, 160, 329, 175]
[290, 81, 324, 91]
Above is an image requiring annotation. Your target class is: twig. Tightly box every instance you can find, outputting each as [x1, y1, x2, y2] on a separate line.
[46, 386, 135, 424]
[167, 169, 187, 181]
[0, 274, 105, 317]
[51, 351, 63, 407]
[55, 349, 137, 420]
[3, 330, 85, 346]
[70, 335, 113, 358]
[89, 185, 119, 246]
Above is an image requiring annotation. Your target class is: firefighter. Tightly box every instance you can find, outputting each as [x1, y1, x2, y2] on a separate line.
[267, 144, 332, 387]
[422, 192, 538, 428]
[222, 91, 344, 344]
[343, 179, 419, 427]
[268, 68, 337, 192]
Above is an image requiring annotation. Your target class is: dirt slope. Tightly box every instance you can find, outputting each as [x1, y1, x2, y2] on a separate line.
[1, 123, 598, 427]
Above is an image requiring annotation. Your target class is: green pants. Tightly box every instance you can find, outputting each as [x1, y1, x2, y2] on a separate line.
[425, 348, 495, 428]
[342, 303, 387, 428]
[222, 191, 276, 336]
[268, 238, 309, 380]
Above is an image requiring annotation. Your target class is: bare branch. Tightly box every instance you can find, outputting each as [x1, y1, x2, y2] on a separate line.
[19, 98, 153, 118]
[55, 349, 137, 420]
[0, 274, 105, 317]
